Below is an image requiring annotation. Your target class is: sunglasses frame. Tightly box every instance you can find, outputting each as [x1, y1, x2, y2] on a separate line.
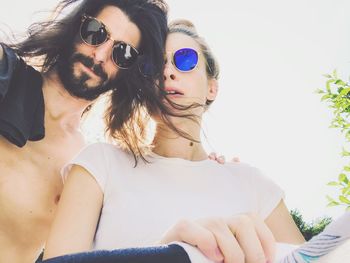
[165, 47, 200, 73]
[80, 14, 139, 69]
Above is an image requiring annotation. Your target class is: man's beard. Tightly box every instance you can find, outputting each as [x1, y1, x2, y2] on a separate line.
[56, 46, 116, 101]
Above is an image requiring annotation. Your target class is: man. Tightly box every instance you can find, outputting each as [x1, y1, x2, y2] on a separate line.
[0, 1, 168, 262]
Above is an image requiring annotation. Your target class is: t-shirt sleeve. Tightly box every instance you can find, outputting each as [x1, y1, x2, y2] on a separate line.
[249, 166, 285, 220]
[61, 143, 110, 193]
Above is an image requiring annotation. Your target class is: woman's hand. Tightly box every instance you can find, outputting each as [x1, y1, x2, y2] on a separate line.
[160, 214, 275, 263]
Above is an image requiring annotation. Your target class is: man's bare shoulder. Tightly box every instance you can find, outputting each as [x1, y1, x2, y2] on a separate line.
[0, 44, 3, 61]
[72, 130, 86, 151]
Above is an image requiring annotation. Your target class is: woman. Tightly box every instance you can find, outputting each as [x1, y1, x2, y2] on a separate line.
[42, 20, 305, 263]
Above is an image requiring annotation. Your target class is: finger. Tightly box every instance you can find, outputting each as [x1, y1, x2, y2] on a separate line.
[209, 152, 217, 160]
[217, 155, 225, 164]
[231, 157, 240, 163]
[160, 219, 224, 262]
[250, 214, 276, 263]
[227, 215, 267, 263]
[197, 218, 244, 263]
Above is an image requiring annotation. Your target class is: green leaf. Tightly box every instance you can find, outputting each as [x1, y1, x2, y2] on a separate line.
[342, 148, 350, 157]
[338, 87, 344, 94]
[316, 89, 325, 94]
[346, 206, 350, 211]
[332, 69, 338, 79]
[326, 79, 333, 93]
[339, 88, 350, 96]
[342, 187, 350, 195]
[327, 201, 340, 207]
[344, 166, 350, 172]
[335, 79, 346, 86]
[326, 195, 336, 202]
[327, 181, 339, 186]
[339, 195, 350, 204]
[323, 74, 332, 79]
[321, 94, 332, 101]
[339, 173, 349, 184]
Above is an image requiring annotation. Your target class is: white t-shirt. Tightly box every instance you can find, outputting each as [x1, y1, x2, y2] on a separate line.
[62, 142, 284, 251]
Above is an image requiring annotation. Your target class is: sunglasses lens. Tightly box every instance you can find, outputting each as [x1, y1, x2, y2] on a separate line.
[81, 17, 108, 45]
[139, 61, 154, 77]
[112, 43, 138, 68]
[137, 55, 156, 77]
[173, 48, 198, 71]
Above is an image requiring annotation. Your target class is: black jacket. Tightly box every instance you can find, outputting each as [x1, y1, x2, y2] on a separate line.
[0, 44, 44, 147]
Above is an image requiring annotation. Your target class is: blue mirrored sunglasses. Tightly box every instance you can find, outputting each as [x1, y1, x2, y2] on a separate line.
[139, 48, 199, 77]
[172, 48, 199, 72]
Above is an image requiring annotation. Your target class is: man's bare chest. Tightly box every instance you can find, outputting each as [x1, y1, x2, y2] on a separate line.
[0, 135, 84, 237]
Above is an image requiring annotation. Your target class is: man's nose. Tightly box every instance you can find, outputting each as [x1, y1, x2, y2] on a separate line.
[93, 40, 114, 64]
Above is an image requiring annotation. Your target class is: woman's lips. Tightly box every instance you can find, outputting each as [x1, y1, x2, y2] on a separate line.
[164, 87, 184, 96]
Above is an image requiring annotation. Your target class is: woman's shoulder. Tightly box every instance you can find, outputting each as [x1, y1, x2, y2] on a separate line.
[80, 142, 128, 157]
[79, 142, 136, 168]
[221, 161, 276, 186]
[223, 161, 285, 218]
[62, 143, 132, 190]
[222, 161, 261, 176]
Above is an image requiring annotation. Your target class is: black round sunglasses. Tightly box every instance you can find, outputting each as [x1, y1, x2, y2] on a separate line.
[80, 15, 139, 69]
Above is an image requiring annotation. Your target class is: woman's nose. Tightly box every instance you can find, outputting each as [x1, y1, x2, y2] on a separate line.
[163, 60, 177, 81]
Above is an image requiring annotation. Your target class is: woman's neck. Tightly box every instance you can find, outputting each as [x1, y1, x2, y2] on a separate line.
[152, 120, 208, 161]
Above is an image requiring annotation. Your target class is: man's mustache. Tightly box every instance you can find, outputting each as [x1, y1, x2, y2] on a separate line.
[71, 53, 108, 81]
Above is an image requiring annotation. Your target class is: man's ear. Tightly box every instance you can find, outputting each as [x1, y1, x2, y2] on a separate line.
[207, 79, 218, 101]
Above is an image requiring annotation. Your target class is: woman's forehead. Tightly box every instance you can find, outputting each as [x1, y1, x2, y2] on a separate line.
[166, 32, 200, 51]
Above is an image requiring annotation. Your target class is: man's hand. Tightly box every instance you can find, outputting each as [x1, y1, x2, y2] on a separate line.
[160, 214, 276, 263]
[208, 152, 240, 164]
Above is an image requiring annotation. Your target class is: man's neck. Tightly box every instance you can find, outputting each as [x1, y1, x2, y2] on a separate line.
[42, 70, 92, 130]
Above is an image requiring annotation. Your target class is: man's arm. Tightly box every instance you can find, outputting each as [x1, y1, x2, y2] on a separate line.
[38, 244, 193, 263]
[277, 211, 350, 262]
[0, 44, 3, 60]
[0, 44, 7, 73]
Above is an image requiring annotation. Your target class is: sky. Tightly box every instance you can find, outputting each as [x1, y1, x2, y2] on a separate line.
[1, 0, 350, 222]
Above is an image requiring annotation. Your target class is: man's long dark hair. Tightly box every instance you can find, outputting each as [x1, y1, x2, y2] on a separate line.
[7, 0, 197, 165]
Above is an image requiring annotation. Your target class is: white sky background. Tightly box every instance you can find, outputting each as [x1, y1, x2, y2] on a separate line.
[1, 0, 350, 222]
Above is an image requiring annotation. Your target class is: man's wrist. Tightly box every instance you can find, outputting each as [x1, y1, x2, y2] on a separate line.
[0, 44, 8, 73]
